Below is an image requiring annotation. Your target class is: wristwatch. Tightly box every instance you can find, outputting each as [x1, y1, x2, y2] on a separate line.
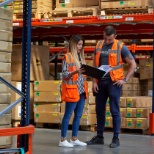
[123, 78, 127, 83]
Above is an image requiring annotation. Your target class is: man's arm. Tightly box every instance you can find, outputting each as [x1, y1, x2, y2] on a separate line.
[124, 53, 136, 82]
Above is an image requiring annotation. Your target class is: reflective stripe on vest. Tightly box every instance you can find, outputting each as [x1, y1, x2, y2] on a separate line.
[95, 40, 123, 70]
[62, 53, 78, 85]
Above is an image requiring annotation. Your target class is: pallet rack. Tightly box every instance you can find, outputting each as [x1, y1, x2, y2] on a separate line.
[0, 0, 34, 153]
[13, 12, 154, 42]
[0, 7, 152, 152]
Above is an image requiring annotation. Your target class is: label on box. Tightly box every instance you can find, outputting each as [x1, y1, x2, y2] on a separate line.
[17, 83, 21, 91]
[18, 106, 21, 117]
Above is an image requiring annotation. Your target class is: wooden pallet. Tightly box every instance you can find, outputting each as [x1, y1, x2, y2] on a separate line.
[0, 144, 12, 149]
[104, 127, 149, 135]
[37, 6, 99, 18]
[13, 13, 37, 20]
[12, 120, 34, 127]
[80, 125, 96, 132]
[35, 123, 61, 129]
[101, 7, 153, 15]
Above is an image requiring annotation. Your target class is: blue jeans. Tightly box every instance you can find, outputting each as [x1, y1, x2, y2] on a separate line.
[95, 78, 122, 138]
[61, 93, 85, 138]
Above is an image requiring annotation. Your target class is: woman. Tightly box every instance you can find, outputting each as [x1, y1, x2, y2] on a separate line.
[59, 35, 88, 148]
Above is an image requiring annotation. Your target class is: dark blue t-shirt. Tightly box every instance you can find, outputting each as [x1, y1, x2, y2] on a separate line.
[94, 42, 131, 79]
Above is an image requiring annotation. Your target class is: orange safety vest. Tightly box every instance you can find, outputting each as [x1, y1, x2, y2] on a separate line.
[95, 39, 124, 81]
[62, 53, 88, 102]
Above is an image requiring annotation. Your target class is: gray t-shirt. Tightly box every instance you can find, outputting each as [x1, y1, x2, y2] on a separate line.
[94, 42, 131, 79]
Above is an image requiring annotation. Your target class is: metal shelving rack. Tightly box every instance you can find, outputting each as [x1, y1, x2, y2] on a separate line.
[4, 8, 153, 151]
[0, 0, 34, 153]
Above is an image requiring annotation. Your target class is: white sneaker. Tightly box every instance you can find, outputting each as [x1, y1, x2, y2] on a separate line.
[59, 140, 74, 148]
[70, 139, 87, 146]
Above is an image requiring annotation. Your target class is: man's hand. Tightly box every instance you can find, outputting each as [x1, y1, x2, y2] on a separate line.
[93, 81, 99, 93]
[113, 80, 126, 87]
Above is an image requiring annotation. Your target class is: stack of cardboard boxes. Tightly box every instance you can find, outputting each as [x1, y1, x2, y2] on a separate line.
[106, 96, 152, 129]
[0, 8, 13, 148]
[11, 44, 50, 126]
[1, 0, 53, 19]
[34, 80, 62, 124]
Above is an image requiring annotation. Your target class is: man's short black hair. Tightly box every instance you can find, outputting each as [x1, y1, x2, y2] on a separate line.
[104, 26, 116, 36]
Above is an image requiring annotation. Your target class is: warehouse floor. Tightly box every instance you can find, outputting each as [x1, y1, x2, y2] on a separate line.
[31, 128, 154, 154]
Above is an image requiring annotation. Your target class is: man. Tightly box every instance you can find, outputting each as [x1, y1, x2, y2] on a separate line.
[86, 26, 136, 148]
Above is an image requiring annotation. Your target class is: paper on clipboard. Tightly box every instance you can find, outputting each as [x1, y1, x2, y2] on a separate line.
[98, 65, 113, 77]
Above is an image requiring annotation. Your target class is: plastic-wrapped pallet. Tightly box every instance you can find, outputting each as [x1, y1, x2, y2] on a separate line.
[0, 7, 13, 149]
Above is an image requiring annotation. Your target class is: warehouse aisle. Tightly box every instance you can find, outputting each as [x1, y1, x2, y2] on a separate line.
[33, 128, 154, 154]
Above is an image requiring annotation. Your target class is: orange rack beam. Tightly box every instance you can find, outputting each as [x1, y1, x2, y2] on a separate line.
[0, 125, 35, 154]
[13, 13, 154, 27]
[50, 45, 153, 53]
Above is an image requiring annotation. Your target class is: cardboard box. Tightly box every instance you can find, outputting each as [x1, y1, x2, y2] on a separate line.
[101, 0, 150, 9]
[0, 8, 13, 21]
[106, 98, 110, 106]
[0, 52, 11, 63]
[80, 114, 96, 125]
[121, 90, 133, 97]
[126, 97, 152, 108]
[11, 82, 34, 120]
[121, 117, 126, 128]
[136, 108, 150, 118]
[0, 30, 12, 42]
[0, 104, 10, 113]
[125, 118, 136, 128]
[34, 112, 61, 123]
[60, 102, 65, 113]
[0, 93, 11, 104]
[120, 97, 126, 107]
[12, 45, 49, 81]
[34, 91, 61, 102]
[105, 117, 112, 127]
[132, 77, 140, 84]
[0, 41, 12, 52]
[34, 80, 61, 92]
[123, 84, 133, 90]
[139, 58, 153, 80]
[0, 73, 11, 83]
[0, 125, 12, 146]
[0, 114, 11, 125]
[0, 62, 11, 73]
[120, 108, 126, 117]
[0, 84, 11, 93]
[132, 84, 140, 90]
[0, 19, 12, 31]
[85, 92, 95, 104]
[56, 0, 99, 8]
[136, 118, 148, 129]
[33, 102, 61, 113]
[87, 81, 93, 93]
[83, 104, 96, 114]
[106, 107, 111, 117]
[126, 108, 136, 118]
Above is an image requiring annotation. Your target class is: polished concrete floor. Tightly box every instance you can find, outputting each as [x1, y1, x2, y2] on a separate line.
[32, 128, 154, 154]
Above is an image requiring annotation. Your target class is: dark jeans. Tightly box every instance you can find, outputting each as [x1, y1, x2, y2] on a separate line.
[61, 93, 85, 138]
[95, 78, 122, 137]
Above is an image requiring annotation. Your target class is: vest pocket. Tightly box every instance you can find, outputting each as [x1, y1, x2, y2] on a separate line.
[65, 84, 79, 99]
[111, 68, 124, 80]
[109, 53, 117, 66]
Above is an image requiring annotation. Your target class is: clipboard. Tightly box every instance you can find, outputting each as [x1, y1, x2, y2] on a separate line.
[81, 64, 106, 79]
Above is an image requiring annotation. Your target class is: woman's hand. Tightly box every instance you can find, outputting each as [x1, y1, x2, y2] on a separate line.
[70, 68, 85, 76]
[76, 68, 85, 74]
